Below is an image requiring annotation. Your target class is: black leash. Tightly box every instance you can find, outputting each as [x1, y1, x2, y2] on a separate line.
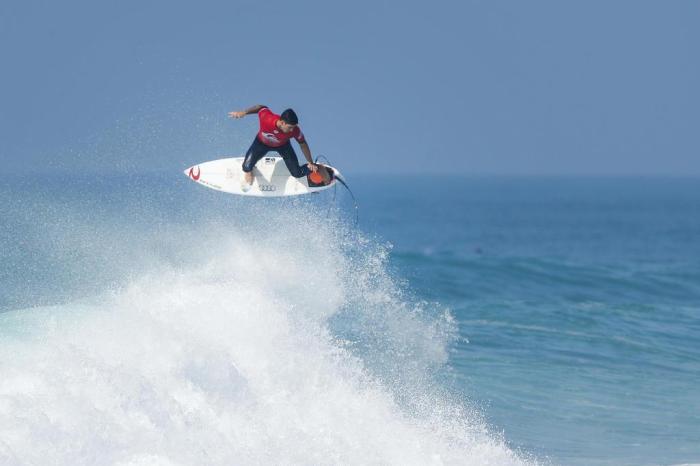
[315, 155, 359, 225]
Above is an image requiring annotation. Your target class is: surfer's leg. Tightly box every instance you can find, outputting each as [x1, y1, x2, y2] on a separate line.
[277, 143, 310, 178]
[242, 138, 270, 184]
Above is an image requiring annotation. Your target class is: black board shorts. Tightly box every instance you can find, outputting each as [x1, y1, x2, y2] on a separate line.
[242, 137, 310, 178]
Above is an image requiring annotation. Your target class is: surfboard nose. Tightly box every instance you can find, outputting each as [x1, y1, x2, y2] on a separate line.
[184, 165, 201, 181]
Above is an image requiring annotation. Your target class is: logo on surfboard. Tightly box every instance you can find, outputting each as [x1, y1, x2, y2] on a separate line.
[188, 166, 201, 181]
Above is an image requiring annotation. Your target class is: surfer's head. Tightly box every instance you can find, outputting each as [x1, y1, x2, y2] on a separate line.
[278, 108, 299, 133]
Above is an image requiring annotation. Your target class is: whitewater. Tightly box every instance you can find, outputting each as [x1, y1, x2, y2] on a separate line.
[0, 178, 533, 466]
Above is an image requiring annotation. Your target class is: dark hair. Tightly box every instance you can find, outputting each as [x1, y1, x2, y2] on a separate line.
[280, 108, 299, 125]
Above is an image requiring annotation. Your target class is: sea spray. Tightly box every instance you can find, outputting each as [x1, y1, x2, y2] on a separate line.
[0, 181, 534, 465]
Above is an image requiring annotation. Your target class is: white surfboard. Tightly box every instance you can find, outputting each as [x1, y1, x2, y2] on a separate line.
[183, 156, 344, 197]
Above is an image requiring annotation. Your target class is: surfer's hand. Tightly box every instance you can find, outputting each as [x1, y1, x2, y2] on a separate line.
[307, 163, 318, 172]
[228, 111, 246, 119]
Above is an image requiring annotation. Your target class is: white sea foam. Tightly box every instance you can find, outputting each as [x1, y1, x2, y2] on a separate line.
[0, 207, 533, 465]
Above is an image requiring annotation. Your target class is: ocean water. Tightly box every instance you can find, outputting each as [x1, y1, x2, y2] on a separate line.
[0, 173, 698, 465]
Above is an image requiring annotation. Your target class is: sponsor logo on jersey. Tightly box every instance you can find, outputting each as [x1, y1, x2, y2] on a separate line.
[261, 131, 281, 144]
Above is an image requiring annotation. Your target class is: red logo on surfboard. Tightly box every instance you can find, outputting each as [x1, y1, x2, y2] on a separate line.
[189, 166, 201, 181]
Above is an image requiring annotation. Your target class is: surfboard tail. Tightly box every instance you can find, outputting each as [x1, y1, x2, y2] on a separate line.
[326, 166, 345, 184]
[308, 165, 342, 188]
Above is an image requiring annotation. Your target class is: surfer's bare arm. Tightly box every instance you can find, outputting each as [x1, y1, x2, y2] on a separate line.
[228, 104, 266, 119]
[299, 141, 318, 172]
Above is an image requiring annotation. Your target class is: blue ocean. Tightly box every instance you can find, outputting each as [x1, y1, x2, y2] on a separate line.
[1, 172, 698, 465]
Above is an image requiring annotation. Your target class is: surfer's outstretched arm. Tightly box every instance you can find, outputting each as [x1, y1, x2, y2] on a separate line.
[228, 104, 267, 119]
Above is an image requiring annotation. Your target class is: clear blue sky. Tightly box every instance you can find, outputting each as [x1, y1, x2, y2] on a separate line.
[1, 0, 698, 175]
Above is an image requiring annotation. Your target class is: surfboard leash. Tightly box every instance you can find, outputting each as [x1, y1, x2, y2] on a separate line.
[315, 155, 359, 225]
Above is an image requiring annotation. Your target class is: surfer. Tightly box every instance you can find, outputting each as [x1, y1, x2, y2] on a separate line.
[228, 105, 331, 186]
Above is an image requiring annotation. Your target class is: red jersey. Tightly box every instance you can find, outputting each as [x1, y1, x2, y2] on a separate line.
[256, 107, 306, 147]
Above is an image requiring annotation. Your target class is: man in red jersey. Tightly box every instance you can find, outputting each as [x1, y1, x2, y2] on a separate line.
[228, 105, 331, 187]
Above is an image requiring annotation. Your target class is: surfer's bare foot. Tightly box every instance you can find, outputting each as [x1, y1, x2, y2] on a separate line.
[244, 171, 254, 184]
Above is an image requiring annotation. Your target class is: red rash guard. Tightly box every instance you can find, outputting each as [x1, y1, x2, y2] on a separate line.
[256, 107, 306, 148]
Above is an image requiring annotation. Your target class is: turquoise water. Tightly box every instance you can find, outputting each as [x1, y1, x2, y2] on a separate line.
[355, 177, 700, 465]
[1, 174, 698, 465]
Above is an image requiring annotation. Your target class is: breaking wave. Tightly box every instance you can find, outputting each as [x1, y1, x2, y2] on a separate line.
[0, 179, 534, 465]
